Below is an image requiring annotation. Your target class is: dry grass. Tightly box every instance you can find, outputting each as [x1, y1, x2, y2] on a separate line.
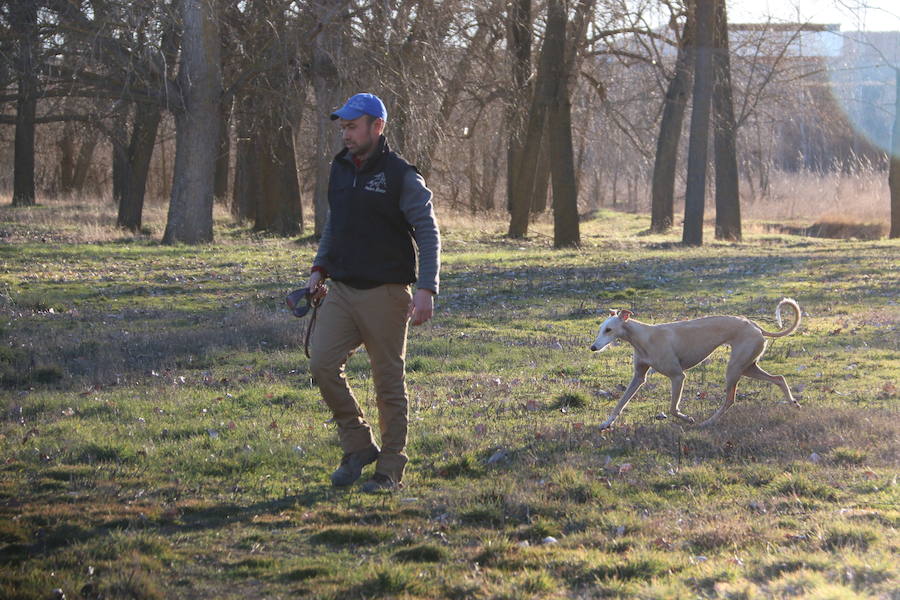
[2, 167, 892, 245]
[0, 189, 897, 600]
[741, 169, 890, 223]
[0, 193, 233, 243]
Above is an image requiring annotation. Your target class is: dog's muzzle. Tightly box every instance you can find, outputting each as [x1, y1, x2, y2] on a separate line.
[286, 287, 314, 318]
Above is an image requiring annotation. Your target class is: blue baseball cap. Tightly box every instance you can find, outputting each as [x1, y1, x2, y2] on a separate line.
[330, 93, 388, 122]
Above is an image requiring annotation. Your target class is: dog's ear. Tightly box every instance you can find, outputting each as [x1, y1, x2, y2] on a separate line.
[619, 309, 634, 321]
[608, 309, 617, 317]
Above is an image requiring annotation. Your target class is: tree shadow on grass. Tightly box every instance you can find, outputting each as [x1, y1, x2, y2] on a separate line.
[0, 484, 337, 568]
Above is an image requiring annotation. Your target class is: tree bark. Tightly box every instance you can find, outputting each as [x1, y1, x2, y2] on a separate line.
[682, 0, 715, 246]
[531, 133, 552, 214]
[118, 102, 162, 232]
[712, 0, 741, 241]
[311, 0, 346, 237]
[71, 128, 98, 193]
[543, 0, 578, 247]
[11, 0, 39, 207]
[253, 119, 302, 236]
[505, 0, 532, 220]
[111, 108, 129, 209]
[214, 98, 232, 203]
[163, 0, 223, 245]
[231, 93, 258, 223]
[60, 124, 76, 194]
[508, 0, 554, 238]
[651, 8, 694, 233]
[549, 94, 580, 247]
[890, 68, 900, 239]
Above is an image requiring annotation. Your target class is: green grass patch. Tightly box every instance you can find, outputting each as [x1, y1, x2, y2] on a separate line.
[392, 543, 448, 563]
[1, 208, 898, 599]
[309, 526, 393, 546]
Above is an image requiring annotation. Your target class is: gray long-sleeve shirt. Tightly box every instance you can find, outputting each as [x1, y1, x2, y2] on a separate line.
[314, 168, 441, 294]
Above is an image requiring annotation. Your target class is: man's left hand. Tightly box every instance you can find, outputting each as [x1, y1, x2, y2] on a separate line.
[408, 289, 434, 326]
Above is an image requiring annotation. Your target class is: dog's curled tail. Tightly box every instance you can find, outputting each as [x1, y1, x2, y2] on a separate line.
[760, 298, 801, 338]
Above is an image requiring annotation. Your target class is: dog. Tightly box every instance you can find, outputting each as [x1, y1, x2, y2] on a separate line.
[590, 298, 801, 428]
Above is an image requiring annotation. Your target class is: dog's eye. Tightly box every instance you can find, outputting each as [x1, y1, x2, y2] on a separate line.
[604, 328, 611, 333]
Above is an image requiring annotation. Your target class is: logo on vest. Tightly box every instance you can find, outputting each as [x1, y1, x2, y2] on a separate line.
[364, 172, 387, 194]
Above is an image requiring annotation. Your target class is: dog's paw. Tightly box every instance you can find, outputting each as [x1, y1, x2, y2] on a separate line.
[598, 421, 614, 431]
[674, 412, 695, 424]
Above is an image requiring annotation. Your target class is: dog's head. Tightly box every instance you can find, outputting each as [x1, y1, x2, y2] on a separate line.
[590, 309, 633, 352]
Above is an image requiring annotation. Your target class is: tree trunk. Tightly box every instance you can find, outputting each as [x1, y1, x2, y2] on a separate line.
[311, 0, 346, 237]
[163, 0, 223, 245]
[712, 0, 741, 241]
[505, 0, 533, 220]
[531, 122, 551, 214]
[231, 93, 257, 223]
[545, 0, 579, 247]
[508, 0, 557, 239]
[253, 120, 302, 236]
[118, 102, 162, 232]
[71, 128, 98, 193]
[111, 108, 129, 209]
[11, 0, 39, 207]
[60, 124, 76, 194]
[682, 0, 715, 246]
[890, 68, 900, 239]
[651, 9, 694, 233]
[214, 98, 232, 203]
[550, 96, 580, 247]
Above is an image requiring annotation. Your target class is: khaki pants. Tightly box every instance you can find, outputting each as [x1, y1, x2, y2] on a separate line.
[308, 281, 411, 482]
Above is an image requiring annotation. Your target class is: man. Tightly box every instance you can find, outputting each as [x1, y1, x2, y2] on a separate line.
[306, 93, 440, 493]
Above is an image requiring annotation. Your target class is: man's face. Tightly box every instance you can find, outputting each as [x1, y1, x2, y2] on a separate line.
[339, 115, 383, 158]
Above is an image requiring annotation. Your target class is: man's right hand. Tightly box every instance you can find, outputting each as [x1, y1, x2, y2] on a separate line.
[306, 270, 328, 301]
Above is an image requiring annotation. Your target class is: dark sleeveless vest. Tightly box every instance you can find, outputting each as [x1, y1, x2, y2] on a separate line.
[324, 136, 417, 287]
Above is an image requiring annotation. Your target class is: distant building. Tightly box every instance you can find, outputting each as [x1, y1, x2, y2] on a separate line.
[730, 23, 843, 58]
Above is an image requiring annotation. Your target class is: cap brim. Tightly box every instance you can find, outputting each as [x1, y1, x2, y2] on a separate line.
[330, 107, 365, 121]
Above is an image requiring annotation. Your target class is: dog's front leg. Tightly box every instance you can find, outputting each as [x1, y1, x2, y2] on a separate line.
[599, 363, 650, 430]
[669, 373, 695, 423]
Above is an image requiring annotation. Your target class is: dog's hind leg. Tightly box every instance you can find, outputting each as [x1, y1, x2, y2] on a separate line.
[698, 351, 748, 427]
[743, 363, 800, 408]
[599, 363, 650, 430]
[668, 373, 695, 423]
[698, 378, 738, 427]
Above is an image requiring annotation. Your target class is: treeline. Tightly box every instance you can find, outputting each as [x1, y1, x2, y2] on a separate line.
[2, 1, 898, 243]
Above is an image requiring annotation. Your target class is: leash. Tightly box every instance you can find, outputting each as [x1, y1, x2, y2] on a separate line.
[304, 296, 323, 359]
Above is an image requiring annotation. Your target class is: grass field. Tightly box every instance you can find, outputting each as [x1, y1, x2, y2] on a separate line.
[1, 200, 898, 599]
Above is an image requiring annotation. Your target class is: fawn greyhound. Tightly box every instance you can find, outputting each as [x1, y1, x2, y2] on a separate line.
[590, 298, 802, 428]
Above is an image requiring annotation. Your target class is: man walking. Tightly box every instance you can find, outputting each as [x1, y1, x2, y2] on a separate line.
[306, 93, 440, 492]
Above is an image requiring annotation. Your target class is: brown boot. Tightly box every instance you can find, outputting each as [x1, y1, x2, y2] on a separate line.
[360, 472, 401, 493]
[330, 445, 379, 487]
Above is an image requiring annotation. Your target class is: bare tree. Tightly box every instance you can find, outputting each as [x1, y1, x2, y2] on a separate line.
[163, 0, 223, 244]
[228, 0, 305, 236]
[8, 0, 39, 206]
[44, 0, 178, 231]
[651, 1, 693, 233]
[682, 0, 714, 246]
[309, 0, 348, 238]
[505, 0, 533, 217]
[712, 0, 740, 241]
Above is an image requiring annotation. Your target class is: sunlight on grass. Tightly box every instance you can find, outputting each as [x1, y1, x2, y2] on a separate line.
[0, 201, 897, 598]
